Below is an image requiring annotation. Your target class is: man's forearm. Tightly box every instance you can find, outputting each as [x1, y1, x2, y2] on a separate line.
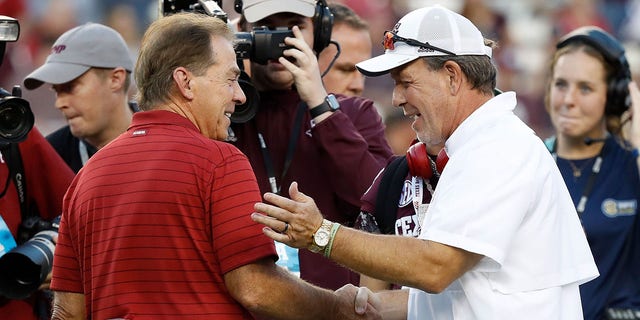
[52, 291, 86, 320]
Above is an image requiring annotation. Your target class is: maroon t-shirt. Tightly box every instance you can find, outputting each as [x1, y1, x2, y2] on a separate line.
[52, 111, 276, 319]
[230, 91, 393, 290]
[359, 162, 436, 237]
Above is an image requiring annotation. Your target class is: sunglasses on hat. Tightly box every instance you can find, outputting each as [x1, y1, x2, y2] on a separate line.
[382, 30, 456, 56]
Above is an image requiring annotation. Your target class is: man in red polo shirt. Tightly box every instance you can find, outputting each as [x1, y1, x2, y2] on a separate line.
[49, 12, 380, 320]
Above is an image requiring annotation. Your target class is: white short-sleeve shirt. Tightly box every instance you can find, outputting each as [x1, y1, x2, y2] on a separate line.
[407, 92, 598, 320]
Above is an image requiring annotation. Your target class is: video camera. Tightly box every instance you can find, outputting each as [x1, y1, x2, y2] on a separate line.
[162, 0, 296, 123]
[0, 16, 34, 143]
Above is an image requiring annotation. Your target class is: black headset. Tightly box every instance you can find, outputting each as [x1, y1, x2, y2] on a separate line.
[556, 26, 631, 116]
[234, 0, 333, 54]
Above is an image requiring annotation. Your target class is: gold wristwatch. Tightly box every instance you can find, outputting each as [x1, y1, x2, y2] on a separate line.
[308, 219, 333, 253]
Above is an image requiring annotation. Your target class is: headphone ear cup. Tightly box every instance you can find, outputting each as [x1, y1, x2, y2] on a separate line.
[406, 142, 434, 180]
[436, 149, 449, 174]
[606, 77, 630, 116]
[312, 0, 333, 53]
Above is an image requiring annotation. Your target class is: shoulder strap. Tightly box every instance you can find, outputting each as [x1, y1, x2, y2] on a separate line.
[8, 143, 27, 219]
[1, 143, 28, 220]
[375, 156, 409, 234]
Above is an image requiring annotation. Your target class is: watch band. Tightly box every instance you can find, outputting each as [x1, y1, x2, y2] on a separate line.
[309, 94, 339, 118]
[309, 101, 332, 119]
[309, 219, 333, 253]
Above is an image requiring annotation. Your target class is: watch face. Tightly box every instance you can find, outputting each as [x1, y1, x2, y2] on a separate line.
[327, 94, 340, 111]
[314, 230, 330, 246]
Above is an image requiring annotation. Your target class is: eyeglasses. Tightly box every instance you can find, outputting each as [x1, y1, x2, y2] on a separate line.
[382, 31, 456, 56]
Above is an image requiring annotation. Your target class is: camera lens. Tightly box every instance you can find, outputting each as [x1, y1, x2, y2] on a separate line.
[0, 230, 56, 299]
[0, 96, 34, 143]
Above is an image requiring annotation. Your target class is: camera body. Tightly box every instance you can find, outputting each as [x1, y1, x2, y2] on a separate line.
[0, 16, 33, 143]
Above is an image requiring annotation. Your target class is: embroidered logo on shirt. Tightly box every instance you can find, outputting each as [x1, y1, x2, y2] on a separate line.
[132, 129, 147, 136]
[398, 180, 413, 207]
[601, 198, 637, 217]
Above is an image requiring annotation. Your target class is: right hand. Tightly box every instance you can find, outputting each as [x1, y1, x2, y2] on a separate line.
[335, 284, 382, 320]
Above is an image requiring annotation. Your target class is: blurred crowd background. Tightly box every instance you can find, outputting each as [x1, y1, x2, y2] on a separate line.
[1, 0, 640, 140]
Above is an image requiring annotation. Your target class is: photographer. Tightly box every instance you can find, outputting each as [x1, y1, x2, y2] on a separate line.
[230, 0, 393, 290]
[0, 15, 75, 320]
[0, 121, 74, 320]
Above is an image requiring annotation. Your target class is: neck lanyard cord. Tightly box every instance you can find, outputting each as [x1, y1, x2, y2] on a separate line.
[257, 102, 308, 194]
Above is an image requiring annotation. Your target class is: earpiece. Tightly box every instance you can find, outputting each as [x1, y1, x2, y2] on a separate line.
[556, 26, 631, 116]
[406, 141, 448, 180]
[313, 0, 333, 54]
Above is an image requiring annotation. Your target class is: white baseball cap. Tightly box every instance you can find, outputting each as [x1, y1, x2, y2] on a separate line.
[356, 5, 492, 77]
[242, 0, 317, 23]
[24, 23, 133, 90]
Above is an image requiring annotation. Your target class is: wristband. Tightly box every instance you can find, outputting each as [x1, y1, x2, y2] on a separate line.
[633, 148, 640, 159]
[323, 222, 341, 258]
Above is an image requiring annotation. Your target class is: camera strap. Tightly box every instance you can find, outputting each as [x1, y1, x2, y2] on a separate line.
[0, 143, 28, 220]
[256, 102, 307, 194]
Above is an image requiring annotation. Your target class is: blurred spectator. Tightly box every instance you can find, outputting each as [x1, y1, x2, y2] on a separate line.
[318, 3, 371, 97]
[382, 109, 415, 156]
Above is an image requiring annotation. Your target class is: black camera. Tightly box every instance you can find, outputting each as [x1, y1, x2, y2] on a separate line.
[0, 86, 34, 144]
[0, 16, 34, 143]
[0, 216, 60, 299]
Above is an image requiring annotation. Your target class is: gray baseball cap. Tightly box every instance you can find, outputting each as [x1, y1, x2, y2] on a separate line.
[24, 23, 133, 90]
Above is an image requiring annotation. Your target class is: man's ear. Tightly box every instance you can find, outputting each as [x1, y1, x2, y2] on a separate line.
[173, 67, 194, 100]
[110, 67, 128, 92]
[444, 61, 463, 95]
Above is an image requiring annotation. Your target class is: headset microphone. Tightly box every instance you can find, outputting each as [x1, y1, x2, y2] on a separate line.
[584, 137, 607, 145]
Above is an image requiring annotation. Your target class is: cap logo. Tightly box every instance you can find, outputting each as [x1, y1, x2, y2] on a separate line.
[417, 47, 436, 53]
[51, 45, 66, 54]
[391, 23, 400, 34]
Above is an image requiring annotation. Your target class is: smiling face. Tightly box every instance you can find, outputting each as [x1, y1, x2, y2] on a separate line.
[390, 58, 452, 149]
[190, 36, 246, 140]
[548, 48, 608, 140]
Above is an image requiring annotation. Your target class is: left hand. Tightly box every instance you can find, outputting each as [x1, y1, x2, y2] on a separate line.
[278, 26, 327, 108]
[252, 182, 324, 250]
[38, 233, 58, 291]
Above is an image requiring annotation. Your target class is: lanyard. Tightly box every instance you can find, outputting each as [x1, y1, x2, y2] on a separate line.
[553, 141, 606, 215]
[257, 102, 307, 194]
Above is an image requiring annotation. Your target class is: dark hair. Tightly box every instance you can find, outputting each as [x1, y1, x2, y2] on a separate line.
[329, 3, 368, 31]
[421, 39, 497, 95]
[135, 13, 234, 110]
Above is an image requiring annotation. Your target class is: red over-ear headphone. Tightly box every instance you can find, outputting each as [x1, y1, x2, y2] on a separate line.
[406, 141, 448, 180]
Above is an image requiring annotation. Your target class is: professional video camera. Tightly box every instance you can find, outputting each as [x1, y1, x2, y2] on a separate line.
[162, 0, 293, 123]
[0, 16, 34, 143]
[0, 15, 54, 300]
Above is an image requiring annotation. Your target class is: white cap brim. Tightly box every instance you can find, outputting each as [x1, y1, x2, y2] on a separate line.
[356, 52, 421, 77]
[244, 0, 316, 23]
